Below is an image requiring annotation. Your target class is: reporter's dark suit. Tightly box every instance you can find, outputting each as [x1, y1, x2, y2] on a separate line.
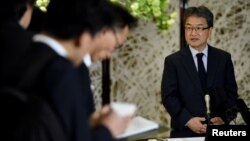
[0, 20, 34, 86]
[77, 63, 95, 117]
[161, 45, 238, 137]
[9, 43, 114, 141]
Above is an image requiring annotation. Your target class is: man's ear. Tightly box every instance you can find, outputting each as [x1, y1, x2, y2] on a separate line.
[19, 4, 33, 29]
[208, 27, 213, 36]
[75, 32, 92, 48]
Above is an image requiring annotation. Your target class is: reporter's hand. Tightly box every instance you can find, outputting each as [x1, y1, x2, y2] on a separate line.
[186, 117, 207, 134]
[89, 105, 132, 138]
[89, 105, 111, 127]
[101, 110, 132, 138]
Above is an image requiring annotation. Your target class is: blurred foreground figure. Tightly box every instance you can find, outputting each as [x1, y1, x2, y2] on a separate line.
[1, 0, 137, 141]
[0, 0, 36, 86]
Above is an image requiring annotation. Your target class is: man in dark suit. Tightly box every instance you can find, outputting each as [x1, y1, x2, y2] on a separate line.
[161, 6, 238, 138]
[0, 0, 35, 86]
[80, 2, 137, 117]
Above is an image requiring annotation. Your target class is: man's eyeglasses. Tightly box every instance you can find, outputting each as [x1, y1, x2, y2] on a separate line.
[185, 26, 210, 32]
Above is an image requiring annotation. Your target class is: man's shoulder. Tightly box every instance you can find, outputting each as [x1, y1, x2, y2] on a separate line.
[164, 48, 189, 61]
[209, 45, 231, 57]
[165, 49, 183, 58]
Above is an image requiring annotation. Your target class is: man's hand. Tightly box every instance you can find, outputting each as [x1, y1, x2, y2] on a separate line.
[210, 117, 225, 125]
[187, 117, 207, 134]
[89, 105, 132, 138]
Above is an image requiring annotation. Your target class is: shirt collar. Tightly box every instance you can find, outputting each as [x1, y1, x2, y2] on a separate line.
[33, 34, 68, 58]
[82, 53, 92, 67]
[189, 45, 208, 58]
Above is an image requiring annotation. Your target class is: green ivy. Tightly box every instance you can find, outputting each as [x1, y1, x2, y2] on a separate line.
[111, 0, 177, 30]
[35, 0, 50, 12]
[35, 0, 176, 30]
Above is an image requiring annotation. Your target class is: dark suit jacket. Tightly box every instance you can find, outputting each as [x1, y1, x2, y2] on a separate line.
[0, 20, 34, 86]
[5, 42, 114, 141]
[161, 45, 238, 137]
[77, 63, 95, 116]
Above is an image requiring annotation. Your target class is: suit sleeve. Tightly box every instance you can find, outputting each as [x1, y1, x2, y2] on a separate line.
[161, 57, 192, 129]
[92, 125, 114, 141]
[45, 62, 114, 141]
[224, 54, 238, 115]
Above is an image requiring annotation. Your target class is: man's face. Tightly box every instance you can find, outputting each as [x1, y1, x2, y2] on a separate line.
[185, 16, 212, 51]
[91, 26, 129, 62]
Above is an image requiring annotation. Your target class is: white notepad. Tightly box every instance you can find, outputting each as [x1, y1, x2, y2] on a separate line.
[117, 116, 159, 139]
[111, 102, 137, 117]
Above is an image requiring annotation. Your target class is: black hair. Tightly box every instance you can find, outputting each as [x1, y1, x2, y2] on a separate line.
[184, 6, 214, 27]
[0, 0, 36, 21]
[27, 6, 46, 33]
[101, 2, 137, 29]
[43, 0, 137, 40]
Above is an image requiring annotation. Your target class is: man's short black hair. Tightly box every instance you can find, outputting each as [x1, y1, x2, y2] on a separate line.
[184, 6, 214, 27]
[44, 0, 137, 39]
[0, 0, 36, 20]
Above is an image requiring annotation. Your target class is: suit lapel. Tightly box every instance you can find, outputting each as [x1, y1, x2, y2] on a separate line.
[180, 47, 203, 92]
[207, 46, 219, 89]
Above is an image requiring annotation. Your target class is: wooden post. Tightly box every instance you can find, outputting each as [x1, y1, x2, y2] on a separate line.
[102, 59, 110, 105]
[180, 0, 188, 48]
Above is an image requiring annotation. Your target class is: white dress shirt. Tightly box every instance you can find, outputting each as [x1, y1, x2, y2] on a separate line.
[189, 45, 208, 72]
